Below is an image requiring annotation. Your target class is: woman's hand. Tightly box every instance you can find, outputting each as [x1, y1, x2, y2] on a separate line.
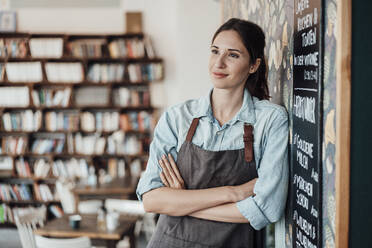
[230, 178, 257, 202]
[159, 154, 185, 189]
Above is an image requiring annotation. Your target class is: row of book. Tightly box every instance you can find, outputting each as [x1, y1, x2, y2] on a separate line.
[30, 137, 65, 154]
[120, 111, 153, 132]
[68, 39, 105, 58]
[32, 87, 71, 107]
[70, 131, 144, 155]
[0, 184, 32, 201]
[108, 38, 145, 58]
[33, 183, 57, 202]
[0, 36, 156, 59]
[113, 87, 150, 107]
[0, 204, 63, 224]
[1, 136, 28, 155]
[45, 111, 80, 132]
[80, 111, 119, 132]
[0, 38, 28, 58]
[87, 63, 125, 83]
[1, 61, 163, 83]
[1, 110, 42, 132]
[15, 158, 51, 178]
[128, 63, 163, 82]
[52, 158, 89, 179]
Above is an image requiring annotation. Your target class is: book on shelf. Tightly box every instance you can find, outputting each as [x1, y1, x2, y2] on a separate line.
[106, 131, 142, 155]
[144, 35, 156, 59]
[32, 87, 71, 107]
[107, 158, 126, 179]
[119, 111, 153, 132]
[52, 158, 89, 179]
[68, 38, 106, 58]
[113, 87, 150, 107]
[108, 38, 145, 59]
[29, 38, 64, 58]
[2, 110, 42, 132]
[0, 86, 29, 107]
[73, 133, 106, 155]
[87, 63, 125, 83]
[45, 111, 79, 132]
[15, 157, 32, 178]
[34, 183, 55, 202]
[127, 63, 163, 82]
[5, 62, 43, 82]
[33, 158, 51, 178]
[45, 62, 84, 83]
[1, 136, 28, 155]
[30, 137, 65, 154]
[0, 184, 32, 201]
[0, 38, 28, 58]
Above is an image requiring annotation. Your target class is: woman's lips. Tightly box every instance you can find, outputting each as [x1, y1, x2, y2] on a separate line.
[213, 72, 228, 78]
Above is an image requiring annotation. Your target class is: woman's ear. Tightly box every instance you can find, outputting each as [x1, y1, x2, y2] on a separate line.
[249, 58, 261, 74]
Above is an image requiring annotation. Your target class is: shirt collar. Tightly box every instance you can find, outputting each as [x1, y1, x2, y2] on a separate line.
[193, 88, 256, 125]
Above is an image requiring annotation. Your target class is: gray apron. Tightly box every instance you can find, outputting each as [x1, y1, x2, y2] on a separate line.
[148, 118, 264, 248]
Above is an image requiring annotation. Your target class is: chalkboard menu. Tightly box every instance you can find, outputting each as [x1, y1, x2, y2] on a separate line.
[291, 0, 323, 247]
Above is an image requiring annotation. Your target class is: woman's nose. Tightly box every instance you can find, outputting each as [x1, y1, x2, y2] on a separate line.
[215, 54, 226, 68]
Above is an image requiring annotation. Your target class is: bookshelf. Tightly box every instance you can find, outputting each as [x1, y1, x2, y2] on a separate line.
[0, 32, 163, 227]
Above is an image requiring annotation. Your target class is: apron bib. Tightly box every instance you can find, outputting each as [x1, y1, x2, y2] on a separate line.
[148, 118, 264, 248]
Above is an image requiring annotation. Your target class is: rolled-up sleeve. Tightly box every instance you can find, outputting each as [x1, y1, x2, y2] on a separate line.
[136, 109, 179, 201]
[236, 109, 289, 230]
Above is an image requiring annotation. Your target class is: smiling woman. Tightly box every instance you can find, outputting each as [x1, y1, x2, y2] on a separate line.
[136, 18, 289, 248]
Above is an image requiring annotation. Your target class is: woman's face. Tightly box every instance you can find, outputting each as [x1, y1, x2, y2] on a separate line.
[209, 30, 253, 90]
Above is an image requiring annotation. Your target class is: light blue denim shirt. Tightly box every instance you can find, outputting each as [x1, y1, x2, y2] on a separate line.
[136, 88, 289, 232]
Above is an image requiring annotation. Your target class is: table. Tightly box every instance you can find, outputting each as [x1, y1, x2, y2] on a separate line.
[72, 177, 138, 213]
[34, 214, 138, 248]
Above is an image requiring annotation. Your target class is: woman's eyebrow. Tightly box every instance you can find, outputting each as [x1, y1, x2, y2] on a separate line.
[211, 45, 243, 54]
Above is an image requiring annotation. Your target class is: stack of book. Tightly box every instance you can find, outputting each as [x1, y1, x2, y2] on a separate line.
[2, 110, 42, 132]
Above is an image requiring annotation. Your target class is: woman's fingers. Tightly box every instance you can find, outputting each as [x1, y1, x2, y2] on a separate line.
[161, 155, 178, 184]
[160, 154, 184, 189]
[168, 154, 185, 186]
[159, 158, 172, 186]
[160, 171, 170, 187]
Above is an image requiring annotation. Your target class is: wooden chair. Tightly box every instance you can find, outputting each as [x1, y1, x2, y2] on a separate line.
[14, 206, 47, 248]
[34, 235, 92, 248]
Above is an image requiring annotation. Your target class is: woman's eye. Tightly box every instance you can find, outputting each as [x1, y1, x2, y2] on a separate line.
[211, 49, 218, 54]
[229, 53, 239, 58]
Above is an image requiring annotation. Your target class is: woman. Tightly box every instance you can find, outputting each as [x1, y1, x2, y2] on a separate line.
[136, 18, 288, 248]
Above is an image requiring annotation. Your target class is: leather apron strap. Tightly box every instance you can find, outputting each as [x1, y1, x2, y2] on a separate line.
[243, 124, 254, 162]
[186, 118, 200, 142]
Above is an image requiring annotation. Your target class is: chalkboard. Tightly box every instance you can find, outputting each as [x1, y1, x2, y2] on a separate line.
[291, 0, 323, 247]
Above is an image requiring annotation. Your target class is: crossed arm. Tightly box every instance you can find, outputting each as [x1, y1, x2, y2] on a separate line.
[142, 154, 257, 223]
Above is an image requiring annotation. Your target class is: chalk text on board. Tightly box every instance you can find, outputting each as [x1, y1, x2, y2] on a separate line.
[293, 95, 316, 123]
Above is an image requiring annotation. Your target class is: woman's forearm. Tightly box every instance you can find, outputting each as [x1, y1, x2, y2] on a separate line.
[142, 186, 238, 216]
[190, 203, 249, 223]
[143, 178, 256, 216]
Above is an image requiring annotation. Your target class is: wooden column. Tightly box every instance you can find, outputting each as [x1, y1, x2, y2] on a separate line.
[335, 0, 352, 247]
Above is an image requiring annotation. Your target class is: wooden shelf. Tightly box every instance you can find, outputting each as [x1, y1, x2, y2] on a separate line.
[0, 105, 154, 111]
[0, 200, 60, 205]
[0, 130, 151, 135]
[0, 56, 163, 63]
[0, 31, 161, 226]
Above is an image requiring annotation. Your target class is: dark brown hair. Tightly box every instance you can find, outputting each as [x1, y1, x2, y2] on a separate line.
[212, 18, 270, 100]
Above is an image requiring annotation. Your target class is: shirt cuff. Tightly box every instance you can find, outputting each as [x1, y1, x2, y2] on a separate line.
[136, 177, 164, 201]
[236, 196, 270, 230]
